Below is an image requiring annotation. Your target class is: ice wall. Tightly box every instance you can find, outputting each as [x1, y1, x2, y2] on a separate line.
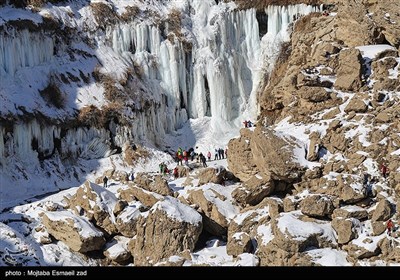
[110, 2, 319, 130]
[0, 29, 54, 76]
[0, 2, 320, 166]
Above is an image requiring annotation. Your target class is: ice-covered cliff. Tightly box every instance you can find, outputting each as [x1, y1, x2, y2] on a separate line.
[0, 0, 320, 201]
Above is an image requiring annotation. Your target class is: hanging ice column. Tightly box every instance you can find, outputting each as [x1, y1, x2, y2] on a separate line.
[111, 23, 189, 133]
[0, 29, 54, 76]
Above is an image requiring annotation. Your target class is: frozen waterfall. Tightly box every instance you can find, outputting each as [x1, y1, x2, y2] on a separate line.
[110, 3, 320, 129]
[0, 29, 54, 76]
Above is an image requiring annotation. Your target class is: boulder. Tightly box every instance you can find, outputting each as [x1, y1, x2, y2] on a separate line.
[42, 211, 105, 253]
[307, 132, 321, 161]
[298, 86, 331, 102]
[334, 48, 363, 91]
[344, 98, 368, 113]
[371, 221, 386, 236]
[118, 184, 163, 208]
[197, 166, 229, 186]
[332, 206, 368, 221]
[133, 172, 173, 196]
[104, 236, 132, 264]
[68, 180, 118, 235]
[332, 217, 358, 244]
[115, 204, 142, 238]
[372, 199, 391, 221]
[132, 197, 202, 266]
[232, 174, 275, 206]
[227, 232, 253, 257]
[187, 185, 239, 236]
[300, 195, 335, 218]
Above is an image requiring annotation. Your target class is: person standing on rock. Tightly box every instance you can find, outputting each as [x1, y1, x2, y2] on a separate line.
[103, 176, 108, 188]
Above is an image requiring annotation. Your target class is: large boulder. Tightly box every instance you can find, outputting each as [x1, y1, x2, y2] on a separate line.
[334, 48, 363, 91]
[187, 185, 239, 236]
[227, 232, 253, 257]
[300, 195, 335, 218]
[344, 98, 368, 113]
[228, 127, 306, 183]
[118, 184, 163, 208]
[372, 199, 392, 221]
[132, 197, 202, 266]
[104, 236, 132, 264]
[115, 203, 142, 238]
[197, 166, 230, 186]
[42, 211, 105, 253]
[68, 180, 118, 235]
[332, 205, 368, 221]
[231, 174, 275, 206]
[133, 173, 173, 196]
[298, 86, 331, 102]
[332, 217, 359, 244]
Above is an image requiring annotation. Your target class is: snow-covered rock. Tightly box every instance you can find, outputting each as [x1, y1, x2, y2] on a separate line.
[227, 232, 252, 257]
[132, 197, 202, 265]
[118, 184, 163, 208]
[68, 180, 118, 235]
[300, 194, 335, 218]
[133, 172, 173, 196]
[42, 211, 105, 253]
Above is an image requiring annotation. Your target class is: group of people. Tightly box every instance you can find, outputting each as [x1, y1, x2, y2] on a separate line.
[243, 120, 253, 128]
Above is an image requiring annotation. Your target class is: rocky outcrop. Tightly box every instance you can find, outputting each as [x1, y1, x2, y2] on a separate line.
[42, 211, 105, 253]
[232, 174, 275, 206]
[133, 173, 173, 196]
[132, 197, 202, 266]
[332, 217, 358, 244]
[300, 195, 335, 218]
[228, 127, 306, 182]
[115, 204, 142, 238]
[104, 236, 132, 264]
[227, 232, 252, 257]
[68, 180, 118, 235]
[197, 166, 230, 186]
[334, 48, 363, 92]
[371, 199, 392, 221]
[118, 184, 163, 208]
[187, 185, 238, 236]
[332, 206, 368, 221]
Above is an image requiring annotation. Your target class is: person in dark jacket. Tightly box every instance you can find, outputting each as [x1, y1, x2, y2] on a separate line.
[103, 176, 108, 188]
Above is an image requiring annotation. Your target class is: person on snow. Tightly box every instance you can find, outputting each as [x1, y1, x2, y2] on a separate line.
[243, 120, 248, 128]
[103, 176, 108, 188]
[190, 150, 195, 161]
[387, 219, 394, 236]
[201, 154, 207, 167]
[225, 148, 228, 158]
[207, 151, 211, 161]
[173, 167, 179, 179]
[214, 149, 218, 160]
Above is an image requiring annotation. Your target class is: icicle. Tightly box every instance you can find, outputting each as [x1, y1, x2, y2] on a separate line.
[0, 29, 54, 76]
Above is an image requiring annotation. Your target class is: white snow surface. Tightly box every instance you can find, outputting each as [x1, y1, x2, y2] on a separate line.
[306, 248, 351, 266]
[152, 196, 202, 226]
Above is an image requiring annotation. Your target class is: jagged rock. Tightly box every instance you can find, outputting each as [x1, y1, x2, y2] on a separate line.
[307, 132, 321, 161]
[42, 211, 105, 253]
[227, 232, 252, 257]
[228, 198, 271, 240]
[371, 221, 386, 236]
[104, 236, 132, 264]
[133, 172, 173, 196]
[257, 212, 337, 266]
[332, 218, 358, 244]
[232, 174, 275, 206]
[298, 86, 331, 102]
[132, 197, 202, 266]
[375, 111, 392, 123]
[113, 200, 128, 216]
[175, 165, 190, 178]
[345, 235, 384, 259]
[118, 184, 163, 207]
[283, 197, 298, 212]
[300, 195, 335, 218]
[332, 206, 368, 221]
[372, 199, 391, 221]
[115, 203, 142, 238]
[187, 185, 238, 236]
[344, 97, 368, 113]
[341, 185, 365, 204]
[197, 166, 229, 186]
[334, 48, 363, 91]
[68, 180, 118, 235]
